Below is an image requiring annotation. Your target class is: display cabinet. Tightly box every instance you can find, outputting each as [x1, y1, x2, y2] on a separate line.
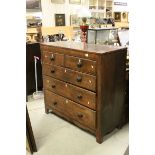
[87, 27, 118, 45]
[89, 0, 113, 18]
[106, 1, 113, 11]
[89, 0, 98, 9]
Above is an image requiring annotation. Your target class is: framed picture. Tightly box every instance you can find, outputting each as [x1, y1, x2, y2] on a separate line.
[69, 0, 81, 4]
[51, 0, 65, 4]
[26, 0, 42, 12]
[121, 12, 128, 22]
[55, 14, 65, 26]
[70, 15, 80, 26]
[114, 12, 121, 22]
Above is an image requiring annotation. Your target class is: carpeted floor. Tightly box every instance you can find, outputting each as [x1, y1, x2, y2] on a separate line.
[27, 96, 129, 155]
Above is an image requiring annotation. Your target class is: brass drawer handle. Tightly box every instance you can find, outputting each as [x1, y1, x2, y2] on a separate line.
[51, 69, 55, 73]
[50, 54, 55, 61]
[76, 76, 82, 82]
[77, 59, 83, 68]
[53, 101, 57, 106]
[77, 95, 82, 99]
[77, 114, 83, 118]
[51, 84, 56, 88]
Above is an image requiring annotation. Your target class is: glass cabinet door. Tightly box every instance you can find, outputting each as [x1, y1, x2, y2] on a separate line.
[91, 12, 105, 18]
[98, 0, 105, 10]
[89, 0, 113, 18]
[87, 30, 96, 44]
[108, 29, 118, 44]
[89, 0, 106, 10]
[89, 0, 97, 9]
[96, 30, 110, 44]
[106, 0, 113, 17]
[87, 28, 118, 45]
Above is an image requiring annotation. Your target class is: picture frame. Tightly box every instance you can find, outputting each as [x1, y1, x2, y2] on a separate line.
[114, 12, 121, 22]
[55, 14, 66, 26]
[121, 12, 128, 22]
[51, 0, 65, 4]
[70, 15, 80, 26]
[26, 0, 42, 12]
[69, 0, 81, 4]
[122, 12, 127, 19]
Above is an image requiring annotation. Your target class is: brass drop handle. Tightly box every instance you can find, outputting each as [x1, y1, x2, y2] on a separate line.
[51, 69, 55, 73]
[76, 76, 82, 82]
[53, 101, 57, 105]
[77, 114, 83, 118]
[77, 59, 83, 68]
[77, 95, 82, 99]
[51, 84, 56, 88]
[50, 54, 55, 61]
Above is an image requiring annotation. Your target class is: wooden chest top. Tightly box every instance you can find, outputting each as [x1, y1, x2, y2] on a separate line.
[40, 41, 127, 55]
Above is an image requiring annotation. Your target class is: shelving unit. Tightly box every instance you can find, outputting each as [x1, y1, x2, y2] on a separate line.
[26, 16, 42, 42]
[106, 0, 113, 17]
[26, 26, 42, 42]
[89, 0, 113, 18]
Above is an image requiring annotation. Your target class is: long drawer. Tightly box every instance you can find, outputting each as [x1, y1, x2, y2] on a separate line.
[42, 64, 96, 92]
[65, 55, 96, 75]
[42, 51, 64, 66]
[43, 76, 96, 110]
[45, 90, 96, 130]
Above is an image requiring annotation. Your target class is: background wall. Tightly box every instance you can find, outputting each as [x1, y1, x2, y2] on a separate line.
[26, 0, 88, 26]
[113, 0, 129, 12]
[26, 0, 129, 26]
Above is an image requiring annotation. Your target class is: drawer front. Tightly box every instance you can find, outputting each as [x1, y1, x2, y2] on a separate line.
[65, 55, 96, 75]
[42, 52, 64, 66]
[42, 64, 96, 92]
[40, 45, 97, 61]
[45, 90, 96, 130]
[43, 76, 96, 110]
[45, 90, 71, 115]
[71, 99, 96, 130]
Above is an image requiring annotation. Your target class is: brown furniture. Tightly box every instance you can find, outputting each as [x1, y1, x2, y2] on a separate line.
[40, 41, 127, 143]
[26, 106, 37, 153]
[26, 42, 43, 100]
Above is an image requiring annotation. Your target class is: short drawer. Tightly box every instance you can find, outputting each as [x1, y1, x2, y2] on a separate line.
[40, 44, 97, 61]
[44, 90, 96, 130]
[42, 52, 64, 66]
[65, 55, 96, 75]
[43, 76, 96, 110]
[42, 64, 96, 92]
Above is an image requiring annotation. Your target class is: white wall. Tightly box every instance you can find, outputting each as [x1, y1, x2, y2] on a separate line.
[113, 0, 129, 12]
[26, 0, 129, 26]
[26, 0, 89, 26]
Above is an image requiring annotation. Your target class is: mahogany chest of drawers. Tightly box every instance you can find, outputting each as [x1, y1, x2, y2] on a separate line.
[40, 41, 127, 143]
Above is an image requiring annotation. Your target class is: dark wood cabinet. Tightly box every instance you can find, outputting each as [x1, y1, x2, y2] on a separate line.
[40, 42, 127, 143]
[26, 42, 43, 98]
[26, 106, 37, 153]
